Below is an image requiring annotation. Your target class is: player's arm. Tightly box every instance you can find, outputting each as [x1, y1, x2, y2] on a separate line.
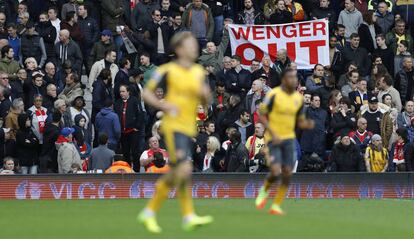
[258, 93, 281, 145]
[143, 70, 178, 114]
[296, 104, 314, 130]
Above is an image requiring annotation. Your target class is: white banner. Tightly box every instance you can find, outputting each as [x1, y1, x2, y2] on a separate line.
[229, 20, 330, 69]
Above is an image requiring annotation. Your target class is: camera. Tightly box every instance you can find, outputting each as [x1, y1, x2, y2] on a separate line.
[244, 154, 267, 173]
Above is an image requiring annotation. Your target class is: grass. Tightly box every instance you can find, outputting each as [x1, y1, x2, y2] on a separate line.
[0, 199, 413, 239]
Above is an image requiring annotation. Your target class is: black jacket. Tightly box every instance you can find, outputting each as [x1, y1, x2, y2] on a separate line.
[114, 70, 130, 100]
[225, 141, 248, 172]
[373, 48, 394, 76]
[36, 21, 57, 58]
[78, 15, 99, 46]
[206, 0, 228, 16]
[100, 0, 124, 35]
[342, 45, 371, 77]
[358, 23, 382, 54]
[269, 10, 293, 24]
[235, 9, 265, 25]
[145, 21, 173, 55]
[20, 32, 46, 67]
[16, 114, 40, 166]
[114, 96, 144, 131]
[92, 78, 113, 113]
[170, 0, 191, 13]
[55, 40, 83, 74]
[330, 111, 357, 137]
[225, 68, 252, 96]
[330, 143, 364, 172]
[0, 98, 11, 119]
[40, 122, 60, 171]
[253, 67, 280, 88]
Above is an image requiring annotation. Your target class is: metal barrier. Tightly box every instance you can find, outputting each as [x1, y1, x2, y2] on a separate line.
[0, 173, 413, 200]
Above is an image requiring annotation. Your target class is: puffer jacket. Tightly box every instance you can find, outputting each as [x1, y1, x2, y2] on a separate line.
[20, 31, 47, 68]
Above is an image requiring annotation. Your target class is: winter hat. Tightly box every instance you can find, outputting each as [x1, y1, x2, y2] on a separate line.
[371, 134, 382, 142]
[61, 127, 75, 137]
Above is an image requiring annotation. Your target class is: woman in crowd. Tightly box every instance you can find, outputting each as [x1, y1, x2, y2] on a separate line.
[364, 134, 388, 172]
[328, 90, 342, 115]
[194, 136, 221, 172]
[330, 97, 357, 139]
[269, 0, 293, 24]
[65, 96, 92, 143]
[27, 94, 48, 145]
[358, 10, 382, 54]
[389, 128, 410, 172]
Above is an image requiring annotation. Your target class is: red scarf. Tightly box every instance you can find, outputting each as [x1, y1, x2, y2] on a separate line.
[393, 142, 405, 164]
[248, 135, 257, 159]
[35, 108, 47, 134]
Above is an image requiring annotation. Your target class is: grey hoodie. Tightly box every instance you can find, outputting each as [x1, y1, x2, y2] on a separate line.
[338, 8, 363, 39]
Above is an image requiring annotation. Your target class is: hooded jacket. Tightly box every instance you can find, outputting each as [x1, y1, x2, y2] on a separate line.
[55, 39, 83, 74]
[56, 135, 82, 173]
[182, 3, 215, 41]
[16, 114, 40, 167]
[95, 107, 121, 146]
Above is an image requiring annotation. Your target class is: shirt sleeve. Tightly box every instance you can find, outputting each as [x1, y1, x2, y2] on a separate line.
[146, 66, 168, 92]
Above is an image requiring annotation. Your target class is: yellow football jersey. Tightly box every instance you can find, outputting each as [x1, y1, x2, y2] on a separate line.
[146, 62, 206, 137]
[259, 87, 304, 141]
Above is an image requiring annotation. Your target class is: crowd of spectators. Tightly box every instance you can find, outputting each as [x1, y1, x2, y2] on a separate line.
[1, 0, 414, 175]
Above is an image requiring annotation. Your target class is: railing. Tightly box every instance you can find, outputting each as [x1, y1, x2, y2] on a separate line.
[0, 173, 413, 200]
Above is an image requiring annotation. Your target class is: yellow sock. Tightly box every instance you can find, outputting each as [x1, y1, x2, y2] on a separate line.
[147, 179, 170, 212]
[177, 183, 194, 217]
[273, 184, 288, 206]
[263, 179, 272, 191]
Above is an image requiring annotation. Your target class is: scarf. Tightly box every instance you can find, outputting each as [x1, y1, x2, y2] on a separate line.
[248, 135, 257, 159]
[35, 108, 47, 134]
[393, 142, 405, 164]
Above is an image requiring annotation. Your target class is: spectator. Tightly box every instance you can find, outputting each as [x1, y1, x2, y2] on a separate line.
[146, 151, 170, 173]
[100, 0, 124, 54]
[20, 22, 47, 69]
[43, 84, 58, 112]
[329, 134, 363, 172]
[160, 0, 175, 19]
[44, 62, 60, 89]
[58, 73, 84, 105]
[5, 98, 24, 140]
[0, 46, 20, 82]
[245, 80, 264, 115]
[305, 64, 325, 92]
[72, 113, 92, 154]
[48, 6, 61, 43]
[61, 0, 79, 21]
[39, 110, 61, 173]
[377, 74, 402, 112]
[235, 0, 265, 25]
[53, 99, 71, 127]
[198, 26, 229, 74]
[194, 135, 221, 172]
[389, 128, 409, 172]
[216, 56, 232, 84]
[89, 133, 115, 172]
[331, 96, 357, 138]
[89, 50, 118, 90]
[24, 71, 47, 109]
[374, 34, 394, 75]
[310, 0, 336, 29]
[140, 136, 169, 171]
[284, 0, 305, 22]
[375, 1, 394, 34]
[225, 55, 252, 96]
[395, 57, 414, 105]
[349, 78, 369, 111]
[55, 127, 82, 174]
[364, 134, 388, 172]
[386, 19, 413, 55]
[55, 29, 83, 74]
[264, 0, 277, 20]
[393, 41, 412, 77]
[131, 0, 159, 32]
[114, 58, 131, 100]
[269, 0, 293, 24]
[55, 61, 73, 93]
[92, 69, 113, 121]
[211, 81, 229, 116]
[338, 0, 363, 40]
[361, 96, 393, 145]
[273, 49, 291, 77]
[314, 74, 335, 110]
[326, 35, 343, 80]
[301, 94, 328, 156]
[334, 24, 347, 50]
[17, 12, 30, 35]
[105, 155, 134, 173]
[224, 130, 248, 172]
[0, 86, 11, 120]
[6, 24, 20, 61]
[36, 12, 57, 65]
[253, 56, 280, 88]
[171, 12, 184, 34]
[145, 9, 172, 65]
[358, 10, 381, 54]
[27, 94, 47, 145]
[349, 117, 373, 154]
[245, 123, 265, 164]
[340, 70, 359, 97]
[327, 90, 342, 114]
[88, 30, 116, 69]
[342, 33, 371, 77]
[16, 113, 40, 174]
[114, 85, 145, 172]
[217, 94, 243, 139]
[137, 53, 157, 86]
[95, 99, 121, 151]
[60, 11, 84, 47]
[0, 157, 16, 174]
[397, 101, 414, 130]
[78, 3, 99, 73]
[65, 96, 91, 138]
[233, 110, 254, 145]
[182, 0, 215, 48]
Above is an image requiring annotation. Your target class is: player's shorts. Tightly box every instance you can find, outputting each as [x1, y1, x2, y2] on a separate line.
[267, 139, 297, 168]
[163, 131, 193, 165]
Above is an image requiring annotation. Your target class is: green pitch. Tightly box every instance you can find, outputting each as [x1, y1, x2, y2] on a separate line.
[1, 199, 413, 239]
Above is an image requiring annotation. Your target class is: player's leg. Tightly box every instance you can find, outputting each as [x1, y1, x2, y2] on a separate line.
[173, 134, 213, 231]
[270, 140, 296, 215]
[256, 144, 282, 209]
[138, 131, 177, 233]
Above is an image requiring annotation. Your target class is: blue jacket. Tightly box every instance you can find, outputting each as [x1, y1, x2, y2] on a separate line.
[95, 107, 121, 146]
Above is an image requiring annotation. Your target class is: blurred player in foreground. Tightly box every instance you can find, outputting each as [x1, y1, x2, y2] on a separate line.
[255, 68, 314, 215]
[138, 31, 213, 233]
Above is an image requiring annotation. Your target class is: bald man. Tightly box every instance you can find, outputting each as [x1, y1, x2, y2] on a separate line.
[54, 29, 83, 74]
